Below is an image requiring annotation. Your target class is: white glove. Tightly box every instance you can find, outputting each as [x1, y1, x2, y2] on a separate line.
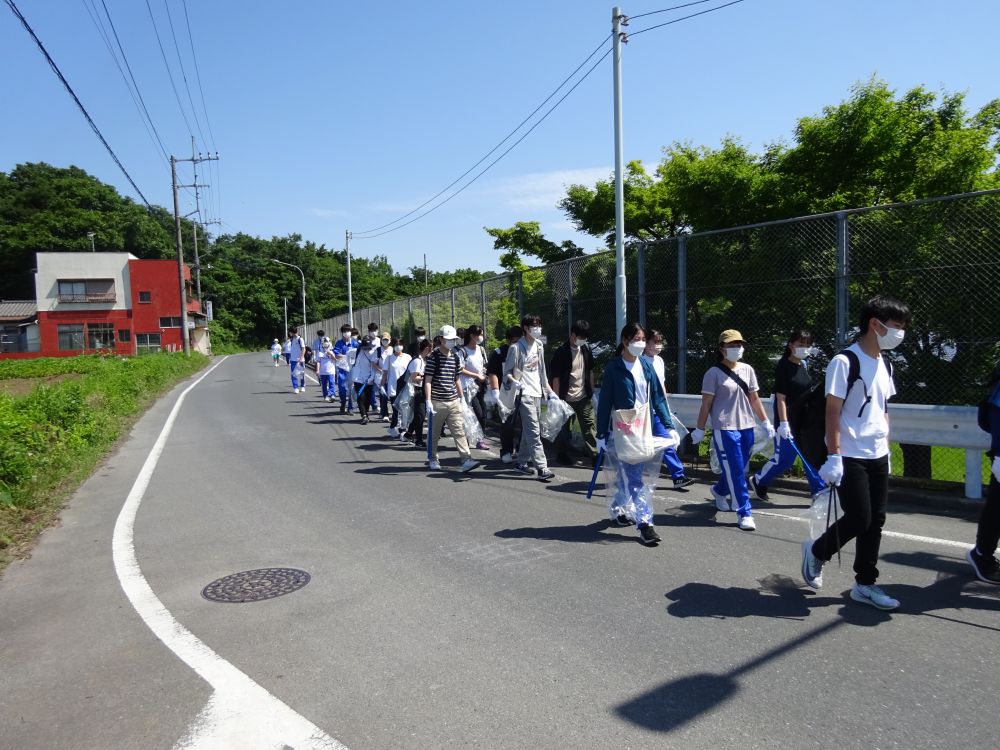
[992, 456, 1000, 483]
[507, 378, 523, 390]
[425, 401, 435, 417]
[690, 428, 705, 445]
[547, 393, 558, 402]
[819, 454, 844, 486]
[763, 420, 776, 440]
[485, 388, 500, 406]
[777, 421, 792, 440]
[596, 437, 607, 453]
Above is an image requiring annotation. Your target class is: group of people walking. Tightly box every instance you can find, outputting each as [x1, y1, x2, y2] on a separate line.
[270, 292, 1000, 611]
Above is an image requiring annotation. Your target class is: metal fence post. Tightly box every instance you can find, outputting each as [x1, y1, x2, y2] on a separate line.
[517, 272, 524, 320]
[450, 287, 456, 326]
[637, 243, 647, 325]
[426, 294, 432, 334]
[836, 211, 849, 348]
[480, 281, 487, 333]
[407, 297, 413, 340]
[566, 260, 574, 338]
[677, 235, 688, 394]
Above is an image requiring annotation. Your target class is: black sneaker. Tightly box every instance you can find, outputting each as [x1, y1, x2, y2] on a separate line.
[514, 463, 534, 475]
[749, 474, 769, 502]
[672, 477, 695, 490]
[967, 548, 1000, 584]
[414, 440, 427, 448]
[340, 404, 346, 414]
[360, 416, 369, 425]
[613, 513, 632, 527]
[637, 523, 661, 546]
[537, 468, 555, 482]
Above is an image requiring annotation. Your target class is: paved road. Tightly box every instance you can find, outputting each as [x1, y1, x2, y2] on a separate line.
[1, 354, 997, 749]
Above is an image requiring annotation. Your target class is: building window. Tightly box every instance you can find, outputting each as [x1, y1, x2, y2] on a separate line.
[118, 329, 131, 343]
[57, 324, 85, 351]
[159, 316, 183, 328]
[138, 291, 152, 303]
[136, 333, 162, 354]
[87, 322, 115, 350]
[57, 279, 116, 303]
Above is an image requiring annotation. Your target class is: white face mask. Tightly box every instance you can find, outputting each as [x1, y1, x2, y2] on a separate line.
[627, 342, 646, 358]
[875, 321, 905, 350]
[793, 346, 811, 359]
[575, 338, 588, 347]
[528, 327, 542, 339]
[394, 345, 403, 354]
[725, 346, 744, 362]
[653, 344, 663, 355]
[477, 336, 484, 345]
[323, 342, 332, 350]
[381, 340, 390, 347]
[417, 335, 426, 342]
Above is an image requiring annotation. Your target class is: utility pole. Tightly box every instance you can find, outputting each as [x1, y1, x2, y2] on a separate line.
[345, 230, 354, 327]
[612, 6, 628, 337]
[283, 297, 288, 337]
[171, 147, 219, 356]
[424, 253, 428, 289]
[189, 137, 221, 308]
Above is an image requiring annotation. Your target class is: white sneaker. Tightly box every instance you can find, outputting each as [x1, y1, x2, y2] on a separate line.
[801, 539, 824, 589]
[738, 515, 756, 531]
[500, 453, 513, 464]
[712, 488, 731, 512]
[382, 416, 391, 423]
[428, 460, 441, 471]
[850, 583, 899, 611]
[293, 388, 300, 394]
[387, 427, 399, 438]
[460, 458, 481, 473]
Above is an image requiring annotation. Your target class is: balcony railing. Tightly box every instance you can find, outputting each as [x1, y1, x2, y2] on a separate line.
[58, 292, 117, 303]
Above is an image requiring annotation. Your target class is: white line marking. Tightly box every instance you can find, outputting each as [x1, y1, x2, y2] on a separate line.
[112, 357, 346, 750]
[660, 495, 971, 550]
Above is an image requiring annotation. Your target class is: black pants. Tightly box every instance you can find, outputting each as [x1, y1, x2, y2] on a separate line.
[469, 388, 486, 427]
[811, 455, 889, 585]
[407, 391, 426, 443]
[379, 393, 389, 419]
[500, 397, 522, 456]
[976, 474, 1000, 557]
[353, 383, 370, 418]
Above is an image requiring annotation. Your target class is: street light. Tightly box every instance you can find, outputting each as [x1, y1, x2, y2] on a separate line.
[87, 232, 95, 252]
[272, 259, 306, 335]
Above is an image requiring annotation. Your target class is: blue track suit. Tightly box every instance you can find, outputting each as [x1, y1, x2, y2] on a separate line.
[712, 428, 755, 516]
[652, 413, 684, 481]
[754, 435, 826, 495]
[332, 338, 358, 407]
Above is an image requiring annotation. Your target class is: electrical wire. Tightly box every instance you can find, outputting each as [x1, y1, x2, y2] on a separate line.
[144, 0, 194, 137]
[181, 0, 216, 151]
[627, 0, 746, 37]
[5, 0, 152, 207]
[355, 46, 613, 240]
[354, 33, 613, 236]
[629, 0, 720, 21]
[162, 0, 208, 151]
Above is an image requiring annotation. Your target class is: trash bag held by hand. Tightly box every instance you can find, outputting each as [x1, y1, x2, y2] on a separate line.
[803, 487, 844, 541]
[539, 398, 575, 442]
[395, 383, 415, 432]
[459, 399, 485, 445]
[751, 418, 776, 460]
[708, 434, 722, 475]
[600, 437, 664, 528]
[293, 362, 305, 379]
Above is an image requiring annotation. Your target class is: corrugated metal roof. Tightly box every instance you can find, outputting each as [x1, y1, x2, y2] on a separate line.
[0, 300, 38, 319]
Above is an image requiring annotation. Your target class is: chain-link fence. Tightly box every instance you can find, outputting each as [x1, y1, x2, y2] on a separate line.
[307, 189, 1000, 487]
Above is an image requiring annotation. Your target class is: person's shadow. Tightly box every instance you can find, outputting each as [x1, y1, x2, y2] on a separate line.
[495, 520, 638, 544]
[664, 574, 844, 620]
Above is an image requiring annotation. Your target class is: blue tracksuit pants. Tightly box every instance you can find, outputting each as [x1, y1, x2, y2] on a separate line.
[289, 362, 304, 389]
[336, 370, 351, 406]
[754, 435, 826, 495]
[712, 428, 755, 517]
[610, 460, 654, 526]
[652, 414, 685, 481]
[319, 374, 334, 398]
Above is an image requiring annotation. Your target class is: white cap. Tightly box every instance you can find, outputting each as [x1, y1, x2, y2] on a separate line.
[439, 324, 458, 341]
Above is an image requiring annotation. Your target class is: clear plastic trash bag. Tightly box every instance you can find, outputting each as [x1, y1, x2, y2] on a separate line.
[668, 406, 689, 441]
[292, 362, 305, 380]
[394, 383, 415, 432]
[752, 419, 775, 460]
[539, 398, 575, 442]
[600, 435, 665, 527]
[459, 398, 485, 445]
[803, 487, 844, 541]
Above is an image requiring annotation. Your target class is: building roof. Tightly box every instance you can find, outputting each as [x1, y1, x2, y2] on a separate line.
[0, 300, 37, 320]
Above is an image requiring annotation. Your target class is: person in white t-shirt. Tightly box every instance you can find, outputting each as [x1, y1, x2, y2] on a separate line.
[315, 336, 338, 400]
[459, 326, 490, 450]
[383, 339, 412, 437]
[351, 335, 380, 424]
[403, 338, 431, 447]
[503, 313, 556, 482]
[287, 327, 306, 393]
[801, 294, 911, 612]
[270, 339, 282, 366]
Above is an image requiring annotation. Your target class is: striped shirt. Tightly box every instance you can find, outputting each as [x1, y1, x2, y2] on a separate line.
[425, 348, 461, 401]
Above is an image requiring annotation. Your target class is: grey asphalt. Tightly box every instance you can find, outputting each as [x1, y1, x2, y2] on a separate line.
[1, 353, 997, 750]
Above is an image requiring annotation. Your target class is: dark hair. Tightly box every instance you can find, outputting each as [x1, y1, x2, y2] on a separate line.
[368, 322, 379, 331]
[414, 326, 426, 336]
[316, 330, 325, 338]
[288, 326, 298, 335]
[390, 337, 401, 347]
[860, 295, 911, 334]
[340, 324, 352, 333]
[418, 338, 433, 353]
[783, 329, 812, 358]
[466, 324, 482, 337]
[432, 335, 444, 348]
[506, 325, 522, 342]
[455, 328, 466, 342]
[521, 313, 542, 328]
[615, 322, 646, 355]
[463, 328, 479, 346]
[646, 327, 664, 345]
[350, 328, 359, 336]
[571, 320, 591, 337]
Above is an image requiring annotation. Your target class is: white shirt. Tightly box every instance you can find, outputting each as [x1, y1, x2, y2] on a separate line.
[385, 353, 412, 397]
[642, 353, 667, 393]
[460, 345, 485, 391]
[407, 356, 425, 383]
[519, 339, 543, 398]
[316, 349, 336, 376]
[825, 343, 896, 459]
[288, 336, 304, 361]
[352, 347, 379, 384]
[628, 357, 648, 405]
[270, 343, 281, 355]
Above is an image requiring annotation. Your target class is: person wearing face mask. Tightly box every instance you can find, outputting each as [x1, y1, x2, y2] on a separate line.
[404, 338, 432, 447]
[376, 332, 394, 422]
[332, 324, 359, 414]
[407, 326, 427, 357]
[383, 338, 412, 437]
[595, 322, 676, 546]
[690, 330, 774, 531]
[315, 336, 337, 401]
[549, 320, 597, 466]
[351, 334, 380, 424]
[424, 327, 481, 473]
[504, 314, 557, 481]
[800, 295, 910, 611]
[642, 330, 693, 490]
[749, 330, 827, 502]
[486, 325, 523, 463]
[459, 326, 490, 449]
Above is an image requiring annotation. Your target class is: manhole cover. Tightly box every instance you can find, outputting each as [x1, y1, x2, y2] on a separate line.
[201, 568, 311, 603]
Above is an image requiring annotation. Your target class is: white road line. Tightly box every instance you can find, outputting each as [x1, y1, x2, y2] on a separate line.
[112, 357, 346, 750]
[660, 495, 971, 550]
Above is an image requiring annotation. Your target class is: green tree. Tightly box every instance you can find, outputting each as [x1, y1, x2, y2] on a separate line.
[484, 221, 584, 272]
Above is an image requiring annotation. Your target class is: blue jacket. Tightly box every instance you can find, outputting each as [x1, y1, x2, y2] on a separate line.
[596, 356, 673, 439]
[332, 338, 358, 356]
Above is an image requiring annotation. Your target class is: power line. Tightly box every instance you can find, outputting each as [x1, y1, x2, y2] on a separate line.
[627, 0, 746, 37]
[180, 0, 216, 151]
[629, 0, 720, 21]
[355, 46, 613, 240]
[162, 0, 208, 150]
[144, 0, 194, 137]
[5, 0, 152, 206]
[355, 33, 613, 236]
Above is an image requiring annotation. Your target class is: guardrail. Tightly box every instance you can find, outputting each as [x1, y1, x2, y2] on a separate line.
[666, 394, 989, 500]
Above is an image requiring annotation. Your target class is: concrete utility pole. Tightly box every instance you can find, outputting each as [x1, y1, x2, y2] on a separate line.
[612, 6, 628, 337]
[273, 259, 306, 335]
[171, 147, 219, 355]
[345, 230, 354, 327]
[189, 137, 221, 308]
[283, 297, 288, 337]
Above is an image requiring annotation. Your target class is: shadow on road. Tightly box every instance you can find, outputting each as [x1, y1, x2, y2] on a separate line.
[495, 520, 637, 544]
[664, 574, 845, 621]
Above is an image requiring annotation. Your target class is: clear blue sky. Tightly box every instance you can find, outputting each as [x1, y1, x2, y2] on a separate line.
[2, 0, 998, 276]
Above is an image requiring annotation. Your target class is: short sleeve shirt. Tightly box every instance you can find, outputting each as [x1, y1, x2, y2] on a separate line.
[701, 362, 759, 430]
[628, 357, 649, 406]
[825, 343, 895, 459]
[773, 356, 814, 424]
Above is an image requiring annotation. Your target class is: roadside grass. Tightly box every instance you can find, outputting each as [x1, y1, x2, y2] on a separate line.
[0, 353, 208, 572]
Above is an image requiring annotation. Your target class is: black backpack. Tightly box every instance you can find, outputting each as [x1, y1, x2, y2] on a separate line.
[796, 349, 893, 469]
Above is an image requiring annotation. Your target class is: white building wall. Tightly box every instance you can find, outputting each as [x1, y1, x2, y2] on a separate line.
[34, 252, 137, 312]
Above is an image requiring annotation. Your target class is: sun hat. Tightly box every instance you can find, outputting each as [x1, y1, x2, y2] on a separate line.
[718, 329, 745, 344]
